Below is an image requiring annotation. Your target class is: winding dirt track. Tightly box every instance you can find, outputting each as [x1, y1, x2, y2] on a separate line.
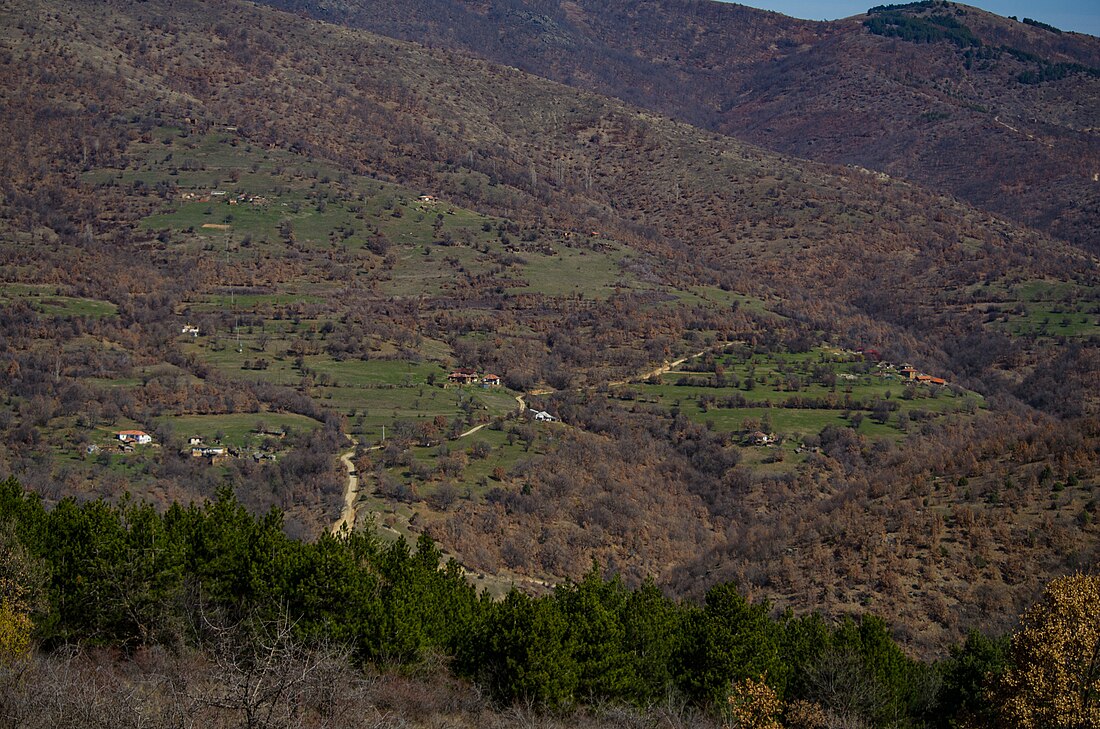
[331, 420, 501, 534]
[331, 443, 368, 535]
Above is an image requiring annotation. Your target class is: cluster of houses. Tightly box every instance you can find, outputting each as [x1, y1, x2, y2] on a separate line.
[447, 369, 502, 388]
[856, 350, 949, 386]
[742, 430, 776, 447]
[876, 362, 948, 386]
[189, 438, 231, 464]
[180, 191, 267, 206]
[96, 429, 283, 463]
[92, 430, 154, 455]
[187, 433, 282, 464]
[226, 193, 266, 206]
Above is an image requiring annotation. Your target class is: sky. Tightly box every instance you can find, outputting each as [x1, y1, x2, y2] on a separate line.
[728, 1, 1100, 37]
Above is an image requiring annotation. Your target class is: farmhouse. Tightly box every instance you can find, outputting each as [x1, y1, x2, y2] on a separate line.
[190, 446, 226, 458]
[532, 410, 557, 423]
[116, 430, 152, 444]
[181, 324, 200, 336]
[744, 431, 776, 446]
[888, 362, 949, 386]
[481, 374, 502, 387]
[448, 369, 479, 385]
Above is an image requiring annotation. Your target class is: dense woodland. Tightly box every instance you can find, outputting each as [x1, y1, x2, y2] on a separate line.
[0, 0, 1098, 725]
[0, 477, 1096, 727]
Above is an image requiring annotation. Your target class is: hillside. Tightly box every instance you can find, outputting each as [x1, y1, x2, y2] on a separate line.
[257, 0, 1100, 253]
[0, 0, 1098, 663]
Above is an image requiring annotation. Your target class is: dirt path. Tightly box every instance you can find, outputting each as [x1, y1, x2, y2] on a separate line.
[331, 420, 494, 534]
[331, 447, 362, 535]
[608, 349, 707, 387]
[457, 423, 488, 438]
[994, 115, 1054, 148]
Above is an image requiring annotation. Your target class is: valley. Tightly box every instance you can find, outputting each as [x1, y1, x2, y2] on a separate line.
[0, 0, 1098, 724]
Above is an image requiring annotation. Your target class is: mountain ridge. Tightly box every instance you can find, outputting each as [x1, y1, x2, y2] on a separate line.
[255, 0, 1100, 253]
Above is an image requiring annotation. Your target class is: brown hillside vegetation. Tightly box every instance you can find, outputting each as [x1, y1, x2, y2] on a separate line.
[258, 0, 1100, 253]
[0, 0, 1097, 659]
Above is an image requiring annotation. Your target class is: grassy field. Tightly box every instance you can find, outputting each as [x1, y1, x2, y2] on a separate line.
[0, 284, 118, 318]
[968, 279, 1100, 339]
[611, 345, 982, 465]
[153, 412, 323, 449]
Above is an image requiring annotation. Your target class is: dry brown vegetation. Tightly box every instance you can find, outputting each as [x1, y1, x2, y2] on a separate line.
[0, 0, 1097, 662]
[261, 0, 1100, 253]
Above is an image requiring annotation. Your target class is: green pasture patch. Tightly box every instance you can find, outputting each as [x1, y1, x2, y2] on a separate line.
[85, 377, 143, 389]
[992, 304, 1100, 338]
[0, 284, 117, 318]
[505, 245, 628, 299]
[384, 422, 553, 499]
[191, 291, 326, 312]
[143, 200, 285, 238]
[154, 412, 322, 448]
[308, 359, 447, 387]
[181, 340, 302, 386]
[614, 343, 981, 442]
[678, 286, 778, 316]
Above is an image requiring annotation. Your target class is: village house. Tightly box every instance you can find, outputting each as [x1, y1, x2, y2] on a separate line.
[116, 430, 152, 445]
[744, 431, 776, 446]
[191, 446, 226, 458]
[481, 374, 502, 387]
[190, 446, 232, 464]
[532, 410, 557, 423]
[181, 324, 200, 336]
[188, 436, 203, 446]
[448, 369, 479, 385]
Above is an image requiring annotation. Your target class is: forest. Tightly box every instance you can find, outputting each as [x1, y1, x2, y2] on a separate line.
[0, 476, 1096, 728]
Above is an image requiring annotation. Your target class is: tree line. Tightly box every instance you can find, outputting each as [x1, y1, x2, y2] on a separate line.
[0, 477, 1095, 727]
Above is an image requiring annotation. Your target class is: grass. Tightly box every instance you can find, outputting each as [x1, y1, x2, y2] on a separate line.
[967, 278, 1100, 339]
[504, 245, 629, 298]
[0, 284, 118, 318]
[153, 412, 323, 449]
[611, 345, 982, 458]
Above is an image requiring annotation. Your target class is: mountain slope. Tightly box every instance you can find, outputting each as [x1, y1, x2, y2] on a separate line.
[1, 0, 1099, 656]
[256, 0, 1100, 253]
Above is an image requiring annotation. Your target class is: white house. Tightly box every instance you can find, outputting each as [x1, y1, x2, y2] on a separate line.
[117, 430, 152, 445]
[532, 410, 557, 423]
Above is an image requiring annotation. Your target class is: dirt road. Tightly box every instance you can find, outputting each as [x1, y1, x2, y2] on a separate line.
[331, 447, 361, 535]
[608, 349, 707, 387]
